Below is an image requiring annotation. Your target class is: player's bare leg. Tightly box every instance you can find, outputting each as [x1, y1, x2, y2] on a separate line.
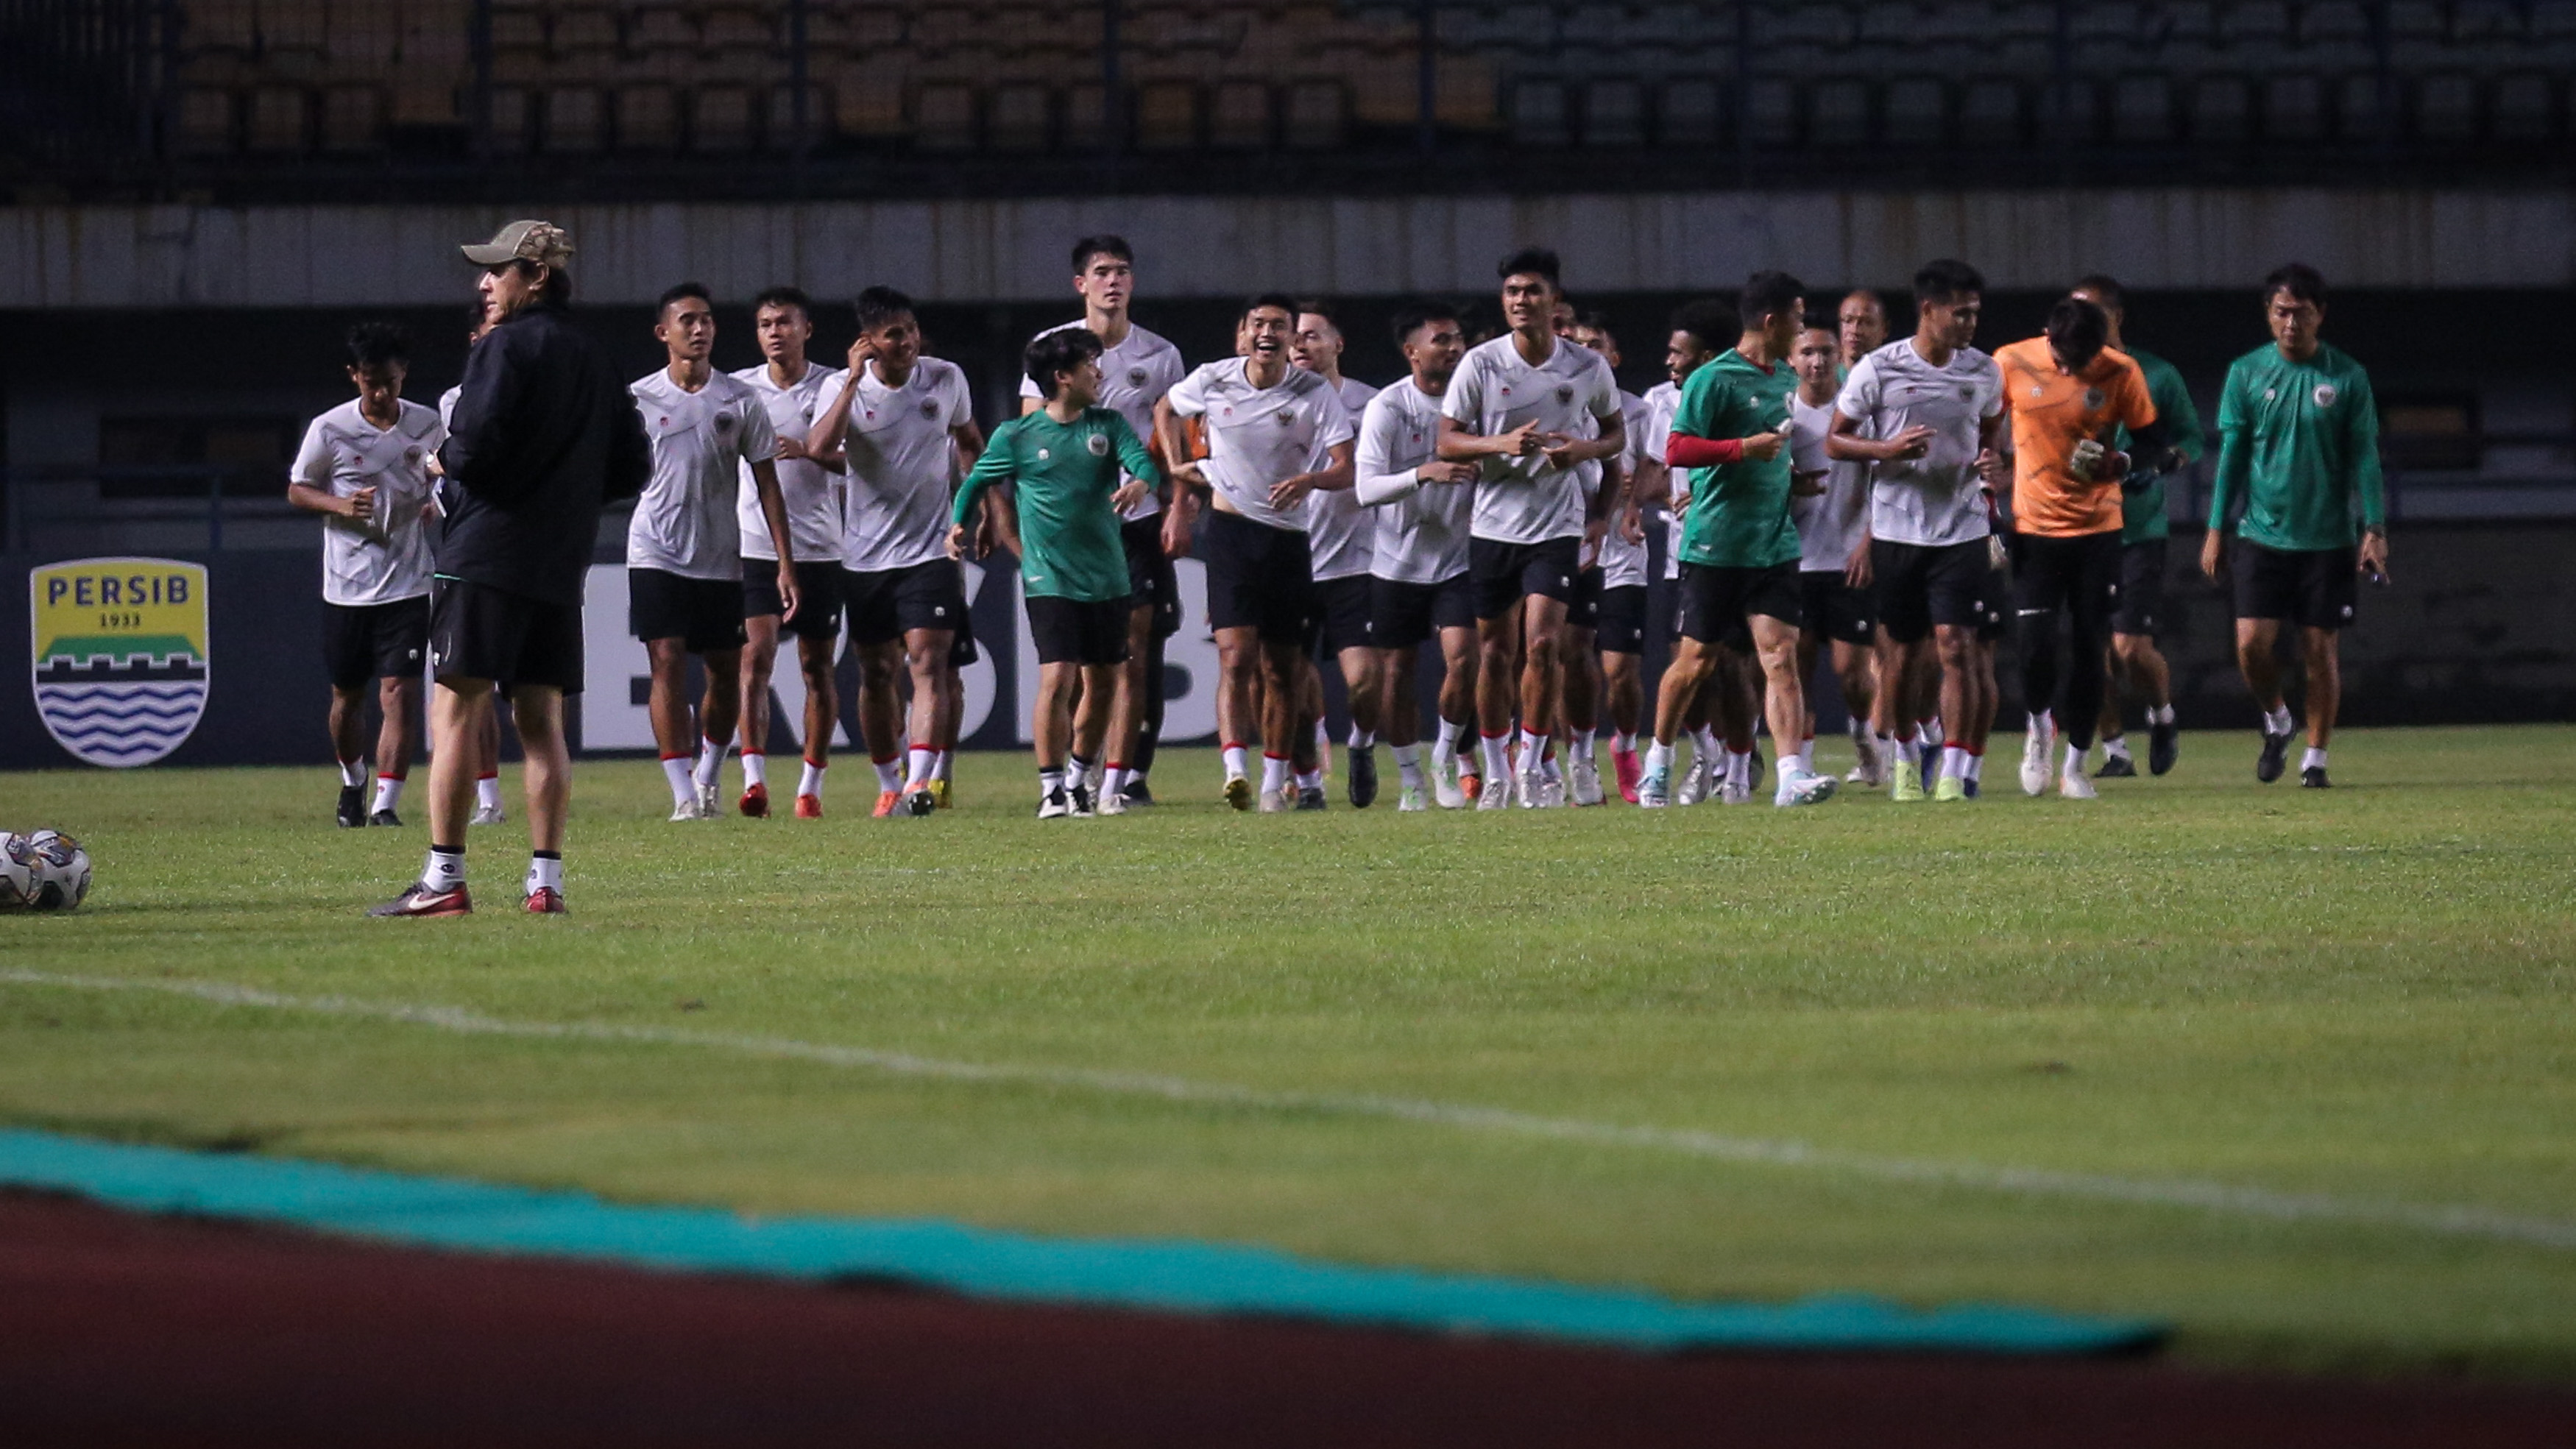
[854, 639, 910, 815]
[896, 628, 954, 815]
[1257, 636, 1309, 811]
[737, 612, 783, 815]
[1213, 625, 1263, 809]
[1512, 592, 1570, 806]
[1337, 642, 1384, 807]
[1104, 602, 1154, 805]
[1752, 614, 1836, 804]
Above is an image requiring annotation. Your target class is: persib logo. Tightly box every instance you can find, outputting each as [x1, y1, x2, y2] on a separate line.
[30, 557, 210, 767]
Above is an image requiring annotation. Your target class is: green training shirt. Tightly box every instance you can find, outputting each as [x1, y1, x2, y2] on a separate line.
[2115, 347, 2204, 545]
[2207, 340, 2385, 553]
[954, 407, 1158, 602]
[1672, 349, 1801, 570]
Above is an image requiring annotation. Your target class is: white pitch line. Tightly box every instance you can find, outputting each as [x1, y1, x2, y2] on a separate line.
[5, 966, 2573, 1252]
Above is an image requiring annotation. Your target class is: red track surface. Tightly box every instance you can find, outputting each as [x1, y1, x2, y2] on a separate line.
[3, 1191, 2566, 1448]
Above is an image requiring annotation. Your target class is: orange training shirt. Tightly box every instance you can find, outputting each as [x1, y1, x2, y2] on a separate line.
[1994, 337, 2156, 538]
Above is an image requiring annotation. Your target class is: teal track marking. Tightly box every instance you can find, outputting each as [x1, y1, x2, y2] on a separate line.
[0, 1128, 2160, 1355]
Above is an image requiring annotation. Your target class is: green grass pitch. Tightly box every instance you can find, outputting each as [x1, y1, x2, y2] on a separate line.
[3, 724, 2572, 1379]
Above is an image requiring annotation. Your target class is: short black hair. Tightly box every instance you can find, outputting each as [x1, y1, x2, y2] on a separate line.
[1800, 308, 1839, 334]
[1841, 287, 1886, 312]
[1736, 270, 1806, 332]
[854, 286, 916, 333]
[657, 281, 711, 316]
[1497, 247, 1562, 288]
[1388, 300, 1460, 348]
[1912, 259, 1985, 308]
[1025, 327, 1103, 400]
[2071, 273, 2126, 315]
[2263, 262, 2327, 306]
[1573, 309, 1617, 342]
[1669, 297, 1734, 355]
[751, 285, 813, 317]
[1243, 292, 1300, 323]
[2046, 296, 2112, 367]
[345, 321, 410, 370]
[1072, 235, 1133, 272]
[1292, 298, 1340, 330]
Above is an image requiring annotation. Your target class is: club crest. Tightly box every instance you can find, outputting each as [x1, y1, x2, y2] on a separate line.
[1556, 385, 1575, 405]
[2313, 383, 2338, 408]
[30, 557, 210, 768]
[2083, 387, 2106, 410]
[1128, 367, 1149, 388]
[1086, 432, 1111, 456]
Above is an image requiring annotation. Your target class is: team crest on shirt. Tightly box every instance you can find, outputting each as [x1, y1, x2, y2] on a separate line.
[1276, 411, 1295, 427]
[1086, 432, 1111, 456]
[1128, 367, 1149, 387]
[920, 398, 939, 419]
[403, 445, 425, 467]
[715, 412, 737, 436]
[2083, 387, 2106, 410]
[29, 557, 210, 768]
[1555, 386, 1574, 405]
[2313, 383, 2339, 408]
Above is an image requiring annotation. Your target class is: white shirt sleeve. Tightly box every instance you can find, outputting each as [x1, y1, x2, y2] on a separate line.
[1836, 356, 1883, 423]
[737, 393, 779, 463]
[941, 364, 976, 429]
[1017, 372, 1041, 401]
[1439, 352, 1486, 426]
[1165, 365, 1210, 419]
[1585, 355, 1621, 422]
[291, 417, 333, 488]
[1314, 386, 1356, 451]
[1353, 392, 1417, 506]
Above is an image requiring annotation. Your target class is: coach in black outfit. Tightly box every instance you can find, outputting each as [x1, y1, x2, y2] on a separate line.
[372, 219, 651, 918]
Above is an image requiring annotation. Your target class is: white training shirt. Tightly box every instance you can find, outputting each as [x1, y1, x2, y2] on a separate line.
[833, 355, 977, 575]
[292, 398, 445, 607]
[1305, 374, 1381, 581]
[1164, 358, 1354, 533]
[1356, 377, 1472, 587]
[1595, 389, 1652, 590]
[1642, 380, 1684, 581]
[629, 367, 781, 581]
[1835, 338, 2005, 548]
[1019, 318, 1185, 522]
[1790, 393, 1872, 573]
[732, 360, 847, 564]
[1440, 333, 1621, 546]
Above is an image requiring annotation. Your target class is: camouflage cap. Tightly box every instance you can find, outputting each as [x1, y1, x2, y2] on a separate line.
[461, 219, 574, 269]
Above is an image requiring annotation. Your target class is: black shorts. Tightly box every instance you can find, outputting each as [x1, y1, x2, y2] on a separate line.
[1314, 573, 1374, 655]
[2115, 538, 2168, 637]
[322, 595, 430, 690]
[1596, 584, 1649, 655]
[1025, 594, 1132, 667]
[1975, 564, 2009, 644]
[1469, 536, 1582, 620]
[1565, 566, 1604, 631]
[2233, 539, 2359, 631]
[1796, 571, 1876, 648]
[2011, 531, 2122, 637]
[1872, 539, 1990, 644]
[430, 576, 584, 694]
[1674, 562, 1802, 645]
[843, 557, 970, 647]
[629, 567, 746, 653]
[741, 558, 846, 642]
[1123, 514, 1182, 640]
[1370, 572, 1476, 651]
[1201, 509, 1314, 643]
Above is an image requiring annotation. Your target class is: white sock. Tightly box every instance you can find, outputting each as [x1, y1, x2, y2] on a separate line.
[1394, 743, 1426, 790]
[873, 755, 903, 793]
[741, 750, 767, 788]
[372, 774, 404, 814]
[525, 851, 562, 894]
[1794, 737, 1816, 775]
[1877, 731, 1903, 766]
[799, 758, 826, 799]
[1039, 768, 1064, 797]
[1691, 725, 1719, 766]
[693, 735, 727, 791]
[1066, 754, 1092, 791]
[1966, 751, 1984, 782]
[1314, 718, 1331, 759]
[905, 746, 935, 790]
[2303, 746, 2328, 770]
[1613, 730, 1636, 755]
[1100, 764, 1126, 799]
[1434, 718, 1465, 762]
[1295, 767, 1323, 793]
[662, 755, 695, 807]
[1570, 727, 1596, 765]
[2265, 704, 2295, 735]
[1921, 716, 1945, 750]
[2063, 741, 2087, 775]
[1348, 726, 1376, 750]
[1942, 745, 1970, 779]
[475, 773, 502, 811]
[1515, 728, 1548, 775]
[1646, 740, 1674, 773]
[2028, 711, 2053, 739]
[337, 758, 366, 788]
[2145, 703, 2176, 726]
[1728, 748, 1755, 792]
[1222, 743, 1250, 780]
[1262, 753, 1291, 794]
[1479, 732, 1510, 781]
[2103, 736, 2133, 762]
[422, 846, 465, 892]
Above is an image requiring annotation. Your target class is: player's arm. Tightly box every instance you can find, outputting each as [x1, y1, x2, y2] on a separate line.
[1270, 439, 1354, 510]
[1434, 364, 1541, 461]
[1154, 390, 1206, 559]
[747, 456, 800, 623]
[1665, 378, 1777, 467]
[2348, 370, 2389, 577]
[1548, 402, 1627, 469]
[286, 424, 370, 522]
[806, 371, 858, 463]
[1108, 415, 1161, 515]
[2202, 365, 2254, 578]
[950, 438, 1019, 561]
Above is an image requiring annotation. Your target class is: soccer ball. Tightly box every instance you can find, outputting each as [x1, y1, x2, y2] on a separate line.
[0, 833, 32, 910]
[17, 829, 91, 911]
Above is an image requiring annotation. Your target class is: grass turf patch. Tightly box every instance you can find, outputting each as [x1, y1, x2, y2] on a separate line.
[2, 723, 2572, 1378]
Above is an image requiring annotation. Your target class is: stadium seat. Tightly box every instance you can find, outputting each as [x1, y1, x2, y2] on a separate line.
[550, 7, 621, 67]
[174, 88, 239, 155]
[319, 84, 385, 151]
[1584, 78, 1645, 147]
[2337, 74, 2391, 141]
[2413, 73, 2477, 142]
[1133, 81, 1198, 149]
[988, 83, 1052, 150]
[693, 85, 756, 149]
[629, 1, 698, 54]
[763, 84, 827, 149]
[1211, 80, 1270, 148]
[1064, 81, 1108, 149]
[1882, 77, 1946, 146]
[1809, 77, 1869, 148]
[247, 85, 310, 152]
[829, 67, 907, 139]
[1959, 77, 2025, 147]
[618, 83, 682, 148]
[2490, 73, 2558, 141]
[1282, 78, 1345, 148]
[1510, 78, 1568, 146]
[2189, 73, 2251, 143]
[2221, 2, 2291, 47]
[2262, 72, 2326, 141]
[1658, 77, 1722, 146]
[487, 85, 532, 152]
[546, 87, 606, 152]
[2110, 73, 2175, 144]
[1743, 77, 1797, 148]
[916, 82, 978, 149]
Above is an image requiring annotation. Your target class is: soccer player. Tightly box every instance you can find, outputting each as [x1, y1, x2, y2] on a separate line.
[1557, 314, 1646, 807]
[729, 286, 846, 819]
[811, 286, 984, 818]
[291, 322, 442, 829]
[1436, 248, 1627, 809]
[954, 329, 1155, 817]
[1357, 302, 1482, 810]
[629, 283, 800, 822]
[372, 219, 649, 915]
[1992, 297, 2176, 800]
[2201, 263, 2387, 788]
[1830, 259, 2006, 803]
[1158, 294, 1356, 812]
[1639, 271, 1838, 809]
[1783, 313, 1880, 784]
[1635, 300, 1737, 804]
[2071, 274, 2203, 779]
[1022, 236, 1187, 808]
[1292, 302, 1386, 807]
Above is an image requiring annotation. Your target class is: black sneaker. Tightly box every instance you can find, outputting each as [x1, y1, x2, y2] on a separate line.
[2148, 719, 2179, 776]
[1347, 746, 1378, 809]
[2256, 729, 2293, 784]
[336, 784, 366, 829]
[1122, 776, 1156, 807]
[1037, 787, 1071, 820]
[368, 808, 403, 828]
[2301, 765, 2331, 789]
[366, 881, 472, 918]
[1069, 782, 1097, 818]
[1295, 785, 1327, 812]
[2096, 751, 2138, 779]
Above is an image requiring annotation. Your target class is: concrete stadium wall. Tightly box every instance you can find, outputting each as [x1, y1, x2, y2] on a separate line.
[3, 188, 2570, 309]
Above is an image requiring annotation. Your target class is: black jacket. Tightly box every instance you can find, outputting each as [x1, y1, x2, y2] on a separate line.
[436, 305, 650, 605]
